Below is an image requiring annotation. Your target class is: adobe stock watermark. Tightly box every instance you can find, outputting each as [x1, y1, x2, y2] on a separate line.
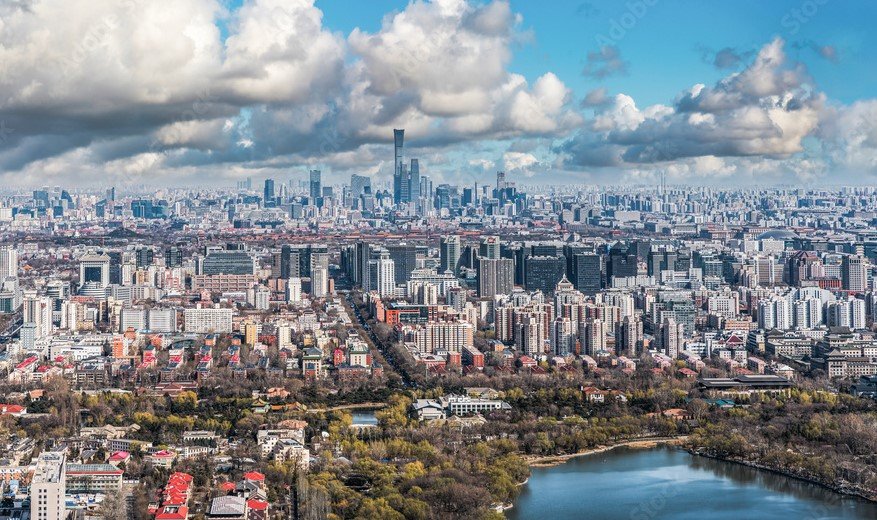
[55, 0, 155, 79]
[56, 15, 118, 78]
[628, 481, 680, 520]
[781, 0, 831, 35]
[595, 0, 660, 47]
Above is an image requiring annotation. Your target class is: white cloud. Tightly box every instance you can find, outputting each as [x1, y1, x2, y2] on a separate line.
[557, 38, 825, 182]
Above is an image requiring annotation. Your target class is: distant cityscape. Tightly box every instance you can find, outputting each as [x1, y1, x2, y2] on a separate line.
[0, 127, 876, 518]
[5, 0, 877, 517]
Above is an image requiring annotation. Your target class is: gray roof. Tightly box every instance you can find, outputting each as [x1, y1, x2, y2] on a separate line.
[209, 496, 246, 515]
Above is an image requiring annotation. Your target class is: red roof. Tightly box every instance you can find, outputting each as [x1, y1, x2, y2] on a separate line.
[248, 499, 269, 511]
[243, 471, 265, 481]
[155, 505, 188, 520]
[109, 451, 130, 461]
[15, 356, 37, 370]
[220, 482, 236, 491]
[169, 472, 193, 483]
[0, 404, 24, 414]
[151, 450, 175, 458]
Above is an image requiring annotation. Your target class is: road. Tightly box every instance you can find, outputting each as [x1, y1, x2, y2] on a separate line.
[341, 292, 416, 388]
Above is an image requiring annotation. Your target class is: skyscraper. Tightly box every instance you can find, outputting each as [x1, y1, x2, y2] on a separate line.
[394, 128, 405, 205]
[309, 170, 322, 201]
[409, 158, 420, 203]
[478, 257, 514, 297]
[440, 235, 461, 275]
[386, 244, 418, 285]
[525, 256, 566, 294]
[351, 174, 371, 198]
[842, 254, 867, 292]
[164, 246, 183, 268]
[480, 236, 501, 260]
[264, 178, 275, 205]
[0, 245, 18, 279]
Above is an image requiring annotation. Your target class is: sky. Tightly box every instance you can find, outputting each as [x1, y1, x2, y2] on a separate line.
[1, 0, 877, 188]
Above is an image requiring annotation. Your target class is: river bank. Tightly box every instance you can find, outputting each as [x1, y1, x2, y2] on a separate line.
[524, 436, 687, 467]
[688, 448, 877, 504]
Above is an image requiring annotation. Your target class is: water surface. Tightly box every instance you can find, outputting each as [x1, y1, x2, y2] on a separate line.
[509, 447, 877, 520]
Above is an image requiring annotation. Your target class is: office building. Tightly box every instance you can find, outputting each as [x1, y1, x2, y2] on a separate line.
[309, 170, 322, 202]
[440, 235, 462, 276]
[30, 452, 66, 520]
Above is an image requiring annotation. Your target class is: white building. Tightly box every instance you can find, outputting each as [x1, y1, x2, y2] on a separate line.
[370, 254, 395, 298]
[0, 244, 18, 279]
[286, 277, 302, 303]
[30, 452, 66, 520]
[793, 298, 823, 329]
[183, 306, 233, 333]
[312, 266, 329, 298]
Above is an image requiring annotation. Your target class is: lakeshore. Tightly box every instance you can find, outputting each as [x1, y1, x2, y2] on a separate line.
[510, 446, 877, 520]
[524, 436, 687, 467]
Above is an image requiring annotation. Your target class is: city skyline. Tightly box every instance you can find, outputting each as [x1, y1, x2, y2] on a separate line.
[2, 0, 877, 188]
[5, 3, 877, 519]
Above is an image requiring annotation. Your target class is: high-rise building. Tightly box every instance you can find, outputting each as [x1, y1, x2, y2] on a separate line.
[525, 256, 566, 294]
[201, 249, 256, 275]
[409, 158, 420, 203]
[660, 317, 684, 358]
[842, 254, 867, 292]
[616, 315, 643, 357]
[287, 277, 302, 303]
[393, 129, 405, 204]
[386, 244, 418, 285]
[607, 244, 638, 282]
[79, 253, 110, 289]
[391, 129, 421, 204]
[440, 235, 462, 276]
[164, 246, 183, 268]
[30, 452, 66, 520]
[516, 311, 546, 356]
[309, 170, 322, 202]
[312, 266, 329, 298]
[480, 236, 501, 260]
[184, 306, 233, 333]
[420, 175, 432, 199]
[264, 178, 275, 205]
[552, 317, 576, 356]
[0, 245, 18, 280]
[369, 253, 396, 297]
[478, 257, 514, 297]
[134, 246, 154, 268]
[351, 174, 371, 199]
[570, 253, 603, 295]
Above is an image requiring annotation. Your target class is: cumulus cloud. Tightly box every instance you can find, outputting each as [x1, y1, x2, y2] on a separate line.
[581, 88, 610, 108]
[582, 45, 628, 79]
[502, 151, 539, 176]
[557, 38, 824, 180]
[0, 0, 580, 185]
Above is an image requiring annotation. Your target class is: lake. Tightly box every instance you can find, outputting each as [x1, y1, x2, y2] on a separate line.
[508, 447, 877, 520]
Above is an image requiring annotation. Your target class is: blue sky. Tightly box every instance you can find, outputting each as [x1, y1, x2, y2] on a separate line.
[314, 0, 874, 106]
[2, 0, 877, 186]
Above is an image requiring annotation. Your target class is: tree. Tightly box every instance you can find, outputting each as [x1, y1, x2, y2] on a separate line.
[98, 488, 127, 519]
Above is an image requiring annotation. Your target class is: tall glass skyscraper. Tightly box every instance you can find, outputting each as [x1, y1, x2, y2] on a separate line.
[393, 129, 404, 204]
[309, 170, 322, 201]
[264, 178, 275, 205]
